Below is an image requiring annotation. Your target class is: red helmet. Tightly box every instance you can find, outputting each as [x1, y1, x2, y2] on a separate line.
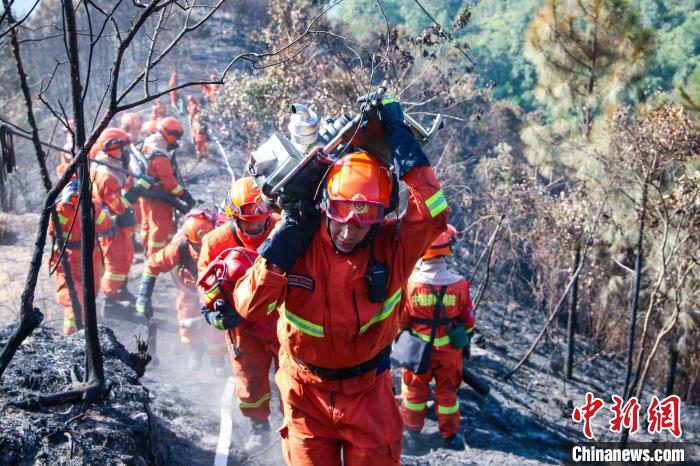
[157, 117, 183, 143]
[224, 177, 270, 223]
[96, 128, 131, 158]
[321, 152, 393, 226]
[197, 247, 258, 310]
[182, 208, 216, 245]
[422, 224, 457, 260]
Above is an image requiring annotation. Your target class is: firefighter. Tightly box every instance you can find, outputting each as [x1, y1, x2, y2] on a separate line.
[233, 96, 448, 465]
[119, 112, 143, 142]
[191, 114, 209, 159]
[141, 116, 197, 256]
[91, 128, 148, 315]
[139, 120, 158, 142]
[399, 224, 474, 452]
[149, 98, 167, 122]
[186, 95, 201, 122]
[168, 71, 183, 113]
[197, 176, 281, 452]
[49, 180, 113, 334]
[135, 209, 217, 367]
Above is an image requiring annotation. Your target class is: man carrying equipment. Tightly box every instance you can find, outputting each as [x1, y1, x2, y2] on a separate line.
[399, 224, 475, 452]
[135, 209, 217, 367]
[197, 177, 281, 452]
[234, 96, 448, 465]
[50, 180, 113, 334]
[141, 116, 197, 256]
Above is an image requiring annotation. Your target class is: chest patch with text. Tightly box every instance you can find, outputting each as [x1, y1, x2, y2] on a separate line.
[288, 273, 315, 292]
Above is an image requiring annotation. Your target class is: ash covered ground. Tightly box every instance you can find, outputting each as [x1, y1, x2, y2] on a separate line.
[1, 145, 699, 466]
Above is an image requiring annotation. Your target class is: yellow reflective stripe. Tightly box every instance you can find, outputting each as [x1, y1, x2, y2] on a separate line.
[410, 329, 451, 347]
[267, 300, 277, 315]
[63, 318, 76, 328]
[203, 284, 221, 305]
[104, 271, 127, 282]
[437, 401, 460, 415]
[359, 288, 401, 333]
[403, 398, 427, 411]
[57, 214, 69, 225]
[381, 96, 397, 105]
[148, 240, 166, 248]
[121, 196, 132, 208]
[283, 307, 324, 338]
[238, 393, 271, 409]
[95, 210, 107, 225]
[170, 185, 184, 196]
[425, 189, 447, 217]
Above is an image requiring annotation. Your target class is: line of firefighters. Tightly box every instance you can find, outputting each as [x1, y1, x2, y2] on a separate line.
[48, 89, 477, 463]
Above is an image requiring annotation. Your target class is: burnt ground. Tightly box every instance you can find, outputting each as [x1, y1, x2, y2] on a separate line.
[1, 131, 699, 465]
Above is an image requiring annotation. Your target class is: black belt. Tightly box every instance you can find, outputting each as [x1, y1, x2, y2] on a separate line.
[295, 345, 392, 381]
[410, 317, 454, 325]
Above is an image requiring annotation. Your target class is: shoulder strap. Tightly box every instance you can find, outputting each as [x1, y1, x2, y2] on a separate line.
[426, 285, 447, 346]
[228, 221, 245, 247]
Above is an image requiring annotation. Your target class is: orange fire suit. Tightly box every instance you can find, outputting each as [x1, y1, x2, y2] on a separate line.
[91, 153, 135, 297]
[399, 263, 475, 438]
[141, 133, 186, 256]
[234, 167, 448, 465]
[192, 116, 209, 159]
[143, 231, 203, 345]
[56, 138, 74, 177]
[150, 99, 167, 122]
[50, 200, 113, 334]
[198, 216, 281, 419]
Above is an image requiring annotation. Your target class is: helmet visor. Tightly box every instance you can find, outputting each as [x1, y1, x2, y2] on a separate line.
[227, 195, 270, 221]
[325, 199, 384, 226]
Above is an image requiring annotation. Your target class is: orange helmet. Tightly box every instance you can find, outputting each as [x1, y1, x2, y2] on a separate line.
[120, 112, 142, 131]
[96, 128, 131, 158]
[182, 208, 216, 245]
[422, 224, 457, 260]
[158, 117, 183, 143]
[322, 152, 393, 226]
[224, 177, 270, 222]
[140, 120, 158, 138]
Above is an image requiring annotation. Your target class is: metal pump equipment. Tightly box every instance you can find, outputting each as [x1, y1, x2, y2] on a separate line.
[246, 83, 444, 210]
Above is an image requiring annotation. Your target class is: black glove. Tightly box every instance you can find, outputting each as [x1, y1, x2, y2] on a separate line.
[201, 299, 243, 330]
[462, 331, 472, 360]
[115, 208, 137, 228]
[258, 200, 321, 274]
[136, 274, 156, 317]
[181, 189, 197, 209]
[123, 186, 144, 205]
[379, 96, 430, 179]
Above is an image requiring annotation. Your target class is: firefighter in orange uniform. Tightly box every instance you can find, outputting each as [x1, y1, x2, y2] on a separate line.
[191, 114, 210, 159]
[197, 176, 281, 452]
[149, 98, 167, 122]
[399, 224, 474, 452]
[56, 120, 75, 177]
[233, 97, 448, 465]
[91, 128, 147, 315]
[119, 112, 143, 142]
[141, 117, 197, 256]
[139, 120, 158, 141]
[49, 180, 113, 334]
[135, 209, 217, 367]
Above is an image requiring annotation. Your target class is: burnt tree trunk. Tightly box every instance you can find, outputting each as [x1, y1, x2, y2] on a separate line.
[622, 181, 648, 400]
[565, 243, 581, 380]
[63, 0, 105, 397]
[665, 345, 678, 397]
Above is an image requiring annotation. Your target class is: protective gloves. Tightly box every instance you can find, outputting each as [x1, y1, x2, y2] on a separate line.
[181, 189, 198, 209]
[201, 298, 243, 330]
[257, 200, 321, 274]
[115, 208, 137, 228]
[379, 96, 431, 179]
[136, 274, 156, 317]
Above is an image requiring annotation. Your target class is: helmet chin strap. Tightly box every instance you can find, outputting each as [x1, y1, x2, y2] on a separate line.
[325, 216, 379, 255]
[236, 217, 269, 238]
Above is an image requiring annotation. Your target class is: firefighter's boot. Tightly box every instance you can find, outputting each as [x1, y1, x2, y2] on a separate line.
[402, 428, 421, 455]
[442, 431, 465, 451]
[115, 281, 137, 305]
[244, 419, 270, 453]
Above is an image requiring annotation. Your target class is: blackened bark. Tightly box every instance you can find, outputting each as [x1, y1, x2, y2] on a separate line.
[665, 346, 678, 397]
[565, 243, 581, 380]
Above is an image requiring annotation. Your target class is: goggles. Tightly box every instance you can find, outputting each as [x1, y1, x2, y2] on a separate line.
[226, 195, 270, 221]
[324, 198, 385, 226]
